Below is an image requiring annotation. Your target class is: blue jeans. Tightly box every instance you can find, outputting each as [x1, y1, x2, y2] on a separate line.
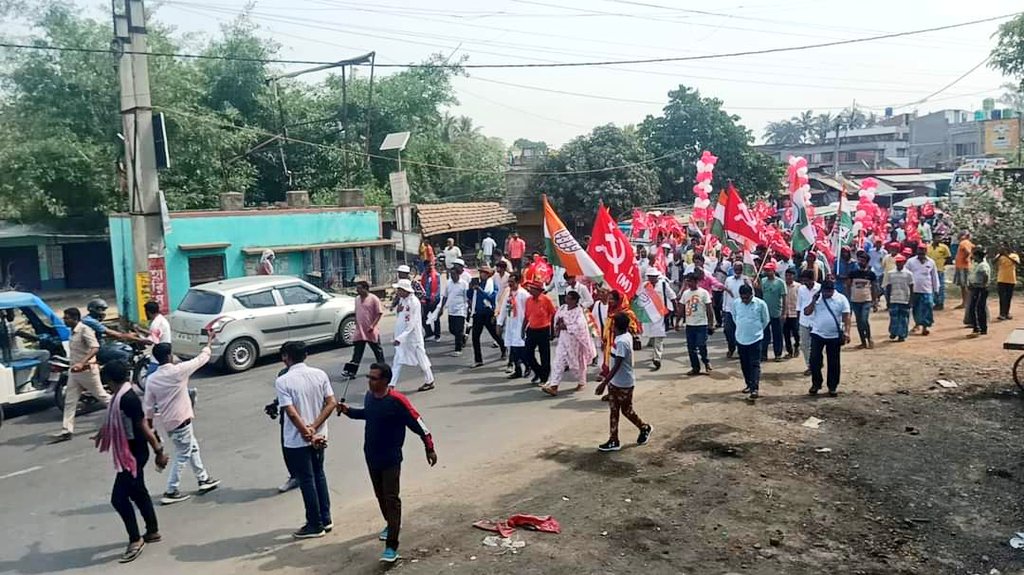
[685, 325, 709, 372]
[888, 303, 910, 339]
[850, 301, 872, 344]
[723, 312, 737, 355]
[166, 422, 210, 492]
[936, 271, 946, 308]
[737, 341, 762, 392]
[283, 446, 331, 530]
[761, 316, 783, 358]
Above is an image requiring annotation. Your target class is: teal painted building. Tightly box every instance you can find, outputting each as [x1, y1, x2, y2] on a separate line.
[109, 207, 396, 322]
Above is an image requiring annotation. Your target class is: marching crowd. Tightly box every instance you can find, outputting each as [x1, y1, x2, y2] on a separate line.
[84, 227, 1016, 567]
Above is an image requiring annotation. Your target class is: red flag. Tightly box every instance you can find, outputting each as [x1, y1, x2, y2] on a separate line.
[654, 247, 668, 274]
[630, 209, 648, 239]
[589, 205, 641, 299]
[723, 183, 762, 246]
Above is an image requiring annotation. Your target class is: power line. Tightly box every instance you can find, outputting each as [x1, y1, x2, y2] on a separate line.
[157, 106, 684, 176]
[890, 56, 991, 108]
[3, 11, 1017, 69]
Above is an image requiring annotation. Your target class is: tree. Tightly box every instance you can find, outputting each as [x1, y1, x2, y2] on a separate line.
[763, 120, 803, 145]
[991, 14, 1024, 81]
[812, 112, 836, 144]
[536, 124, 658, 227]
[640, 86, 781, 204]
[952, 173, 1024, 257]
[794, 110, 816, 143]
[999, 82, 1024, 112]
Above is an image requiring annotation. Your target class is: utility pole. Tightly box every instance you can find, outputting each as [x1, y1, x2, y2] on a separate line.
[113, 0, 164, 323]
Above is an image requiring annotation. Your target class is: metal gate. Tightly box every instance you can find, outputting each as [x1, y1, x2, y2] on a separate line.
[303, 246, 396, 294]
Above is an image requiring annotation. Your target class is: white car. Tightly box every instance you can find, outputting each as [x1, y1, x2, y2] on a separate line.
[169, 276, 357, 372]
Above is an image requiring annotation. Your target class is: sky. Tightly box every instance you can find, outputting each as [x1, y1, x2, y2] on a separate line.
[59, 0, 1021, 147]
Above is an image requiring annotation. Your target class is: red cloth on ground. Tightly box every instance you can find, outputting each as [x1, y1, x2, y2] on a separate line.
[472, 514, 561, 537]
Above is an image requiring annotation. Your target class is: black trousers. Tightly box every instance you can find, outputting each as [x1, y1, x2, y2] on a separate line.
[471, 314, 505, 363]
[370, 465, 402, 550]
[712, 291, 724, 326]
[969, 287, 989, 333]
[998, 282, 1014, 318]
[111, 452, 158, 542]
[809, 334, 842, 393]
[782, 317, 800, 356]
[524, 327, 551, 381]
[422, 301, 441, 338]
[283, 446, 331, 530]
[350, 340, 385, 369]
[448, 316, 466, 351]
[761, 316, 784, 359]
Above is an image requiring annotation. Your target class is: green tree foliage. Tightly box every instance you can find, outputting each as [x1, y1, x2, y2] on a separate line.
[952, 174, 1024, 257]
[639, 86, 781, 204]
[991, 14, 1024, 81]
[536, 124, 658, 227]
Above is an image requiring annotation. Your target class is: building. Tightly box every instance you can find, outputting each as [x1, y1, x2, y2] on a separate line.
[414, 202, 517, 266]
[109, 191, 396, 322]
[0, 221, 113, 292]
[502, 143, 547, 250]
[908, 110, 982, 169]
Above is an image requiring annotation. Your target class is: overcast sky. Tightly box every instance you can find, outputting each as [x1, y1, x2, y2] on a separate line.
[69, 0, 1019, 147]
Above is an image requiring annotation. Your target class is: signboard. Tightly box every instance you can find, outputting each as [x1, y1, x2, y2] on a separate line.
[389, 171, 410, 207]
[390, 230, 420, 255]
[147, 255, 170, 316]
[135, 272, 151, 324]
[983, 119, 1020, 156]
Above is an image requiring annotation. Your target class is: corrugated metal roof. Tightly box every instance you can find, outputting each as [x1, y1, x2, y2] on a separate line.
[875, 173, 954, 184]
[415, 202, 517, 237]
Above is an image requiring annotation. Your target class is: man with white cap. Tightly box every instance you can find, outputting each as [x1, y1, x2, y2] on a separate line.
[390, 279, 435, 392]
[391, 264, 425, 311]
[641, 268, 676, 371]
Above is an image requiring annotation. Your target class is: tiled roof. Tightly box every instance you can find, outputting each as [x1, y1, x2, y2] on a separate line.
[415, 202, 517, 237]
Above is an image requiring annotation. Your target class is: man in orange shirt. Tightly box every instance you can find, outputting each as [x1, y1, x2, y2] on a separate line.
[954, 231, 974, 310]
[523, 281, 556, 385]
[507, 233, 527, 272]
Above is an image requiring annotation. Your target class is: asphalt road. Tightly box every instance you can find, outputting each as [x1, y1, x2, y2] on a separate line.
[0, 315, 723, 574]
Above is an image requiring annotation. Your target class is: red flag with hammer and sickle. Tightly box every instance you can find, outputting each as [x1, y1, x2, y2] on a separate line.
[588, 204, 641, 299]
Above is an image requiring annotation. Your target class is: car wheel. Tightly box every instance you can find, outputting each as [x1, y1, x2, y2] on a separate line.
[336, 315, 356, 347]
[223, 338, 258, 372]
[53, 376, 67, 410]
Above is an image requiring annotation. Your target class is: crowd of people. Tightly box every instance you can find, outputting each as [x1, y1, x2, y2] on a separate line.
[83, 226, 1016, 566]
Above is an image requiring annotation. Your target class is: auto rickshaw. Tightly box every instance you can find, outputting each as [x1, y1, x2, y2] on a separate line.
[0, 291, 70, 429]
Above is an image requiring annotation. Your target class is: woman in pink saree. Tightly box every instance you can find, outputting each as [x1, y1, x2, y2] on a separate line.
[542, 290, 597, 396]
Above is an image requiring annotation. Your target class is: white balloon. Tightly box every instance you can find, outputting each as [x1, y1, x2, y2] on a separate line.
[796, 167, 808, 178]
[851, 222, 863, 234]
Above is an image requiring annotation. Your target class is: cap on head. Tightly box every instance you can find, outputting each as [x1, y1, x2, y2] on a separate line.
[392, 278, 414, 293]
[396, 264, 411, 274]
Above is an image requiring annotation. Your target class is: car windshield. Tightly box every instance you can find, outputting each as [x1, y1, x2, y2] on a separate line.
[178, 290, 224, 315]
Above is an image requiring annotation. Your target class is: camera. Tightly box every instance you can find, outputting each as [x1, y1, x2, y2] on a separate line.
[264, 399, 279, 419]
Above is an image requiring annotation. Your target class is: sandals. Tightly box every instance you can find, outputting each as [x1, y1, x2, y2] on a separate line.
[119, 541, 145, 563]
[540, 386, 558, 396]
[417, 381, 436, 392]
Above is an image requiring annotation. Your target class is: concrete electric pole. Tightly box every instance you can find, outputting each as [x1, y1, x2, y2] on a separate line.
[113, 0, 165, 322]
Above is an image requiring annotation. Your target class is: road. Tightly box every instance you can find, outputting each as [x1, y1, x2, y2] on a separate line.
[0, 315, 720, 574]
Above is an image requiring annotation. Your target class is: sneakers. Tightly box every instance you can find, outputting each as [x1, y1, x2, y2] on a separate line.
[378, 527, 389, 541]
[651, 360, 662, 372]
[197, 477, 221, 492]
[597, 440, 621, 452]
[685, 369, 701, 376]
[278, 477, 298, 493]
[747, 391, 759, 400]
[741, 387, 752, 394]
[292, 525, 326, 539]
[161, 491, 191, 505]
[449, 350, 462, 357]
[637, 424, 653, 446]
[324, 522, 334, 533]
[380, 548, 400, 563]
[704, 362, 713, 373]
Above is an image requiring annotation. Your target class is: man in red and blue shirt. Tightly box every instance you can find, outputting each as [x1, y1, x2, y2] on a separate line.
[338, 363, 437, 563]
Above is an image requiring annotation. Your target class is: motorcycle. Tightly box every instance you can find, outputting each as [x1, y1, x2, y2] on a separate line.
[52, 340, 152, 412]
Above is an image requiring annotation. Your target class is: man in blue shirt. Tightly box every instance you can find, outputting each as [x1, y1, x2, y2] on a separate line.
[84, 299, 145, 349]
[469, 266, 505, 368]
[732, 284, 770, 401]
[338, 363, 437, 563]
[803, 280, 852, 397]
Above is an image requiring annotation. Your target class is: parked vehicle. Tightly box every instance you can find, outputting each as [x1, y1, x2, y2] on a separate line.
[0, 291, 71, 428]
[169, 276, 357, 373]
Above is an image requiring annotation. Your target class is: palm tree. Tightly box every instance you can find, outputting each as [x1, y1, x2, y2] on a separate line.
[844, 106, 867, 129]
[763, 120, 803, 145]
[813, 112, 835, 144]
[794, 110, 815, 143]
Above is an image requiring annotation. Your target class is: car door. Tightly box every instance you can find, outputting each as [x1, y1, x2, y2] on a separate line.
[232, 289, 289, 350]
[277, 283, 332, 342]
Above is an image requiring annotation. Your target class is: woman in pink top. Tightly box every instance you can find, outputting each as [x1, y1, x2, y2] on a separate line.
[343, 281, 385, 377]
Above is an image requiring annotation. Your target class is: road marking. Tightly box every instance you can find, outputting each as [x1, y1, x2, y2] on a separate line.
[0, 465, 43, 480]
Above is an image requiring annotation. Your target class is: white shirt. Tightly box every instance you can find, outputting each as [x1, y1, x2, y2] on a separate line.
[147, 313, 172, 344]
[444, 276, 469, 317]
[566, 281, 593, 309]
[143, 348, 210, 432]
[551, 266, 568, 296]
[807, 292, 850, 339]
[723, 275, 750, 313]
[904, 256, 940, 294]
[481, 237, 497, 257]
[443, 246, 462, 268]
[796, 283, 821, 328]
[275, 363, 334, 449]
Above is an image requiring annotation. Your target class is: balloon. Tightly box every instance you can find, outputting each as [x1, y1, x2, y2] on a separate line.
[855, 209, 866, 219]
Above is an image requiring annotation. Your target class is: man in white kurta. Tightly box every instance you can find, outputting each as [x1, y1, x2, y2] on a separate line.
[390, 279, 435, 392]
[642, 268, 676, 371]
[496, 273, 531, 379]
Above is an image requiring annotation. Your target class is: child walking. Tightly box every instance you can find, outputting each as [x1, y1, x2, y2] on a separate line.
[594, 312, 652, 452]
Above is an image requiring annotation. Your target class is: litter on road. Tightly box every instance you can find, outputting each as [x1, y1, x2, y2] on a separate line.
[936, 379, 959, 388]
[801, 417, 824, 429]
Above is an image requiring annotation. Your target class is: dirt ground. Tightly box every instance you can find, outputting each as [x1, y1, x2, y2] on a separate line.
[368, 302, 1024, 575]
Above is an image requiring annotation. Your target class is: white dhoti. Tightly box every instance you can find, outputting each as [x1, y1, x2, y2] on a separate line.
[391, 344, 434, 387]
[390, 294, 434, 388]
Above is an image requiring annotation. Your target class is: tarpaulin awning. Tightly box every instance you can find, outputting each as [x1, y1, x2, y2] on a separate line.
[415, 202, 517, 237]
